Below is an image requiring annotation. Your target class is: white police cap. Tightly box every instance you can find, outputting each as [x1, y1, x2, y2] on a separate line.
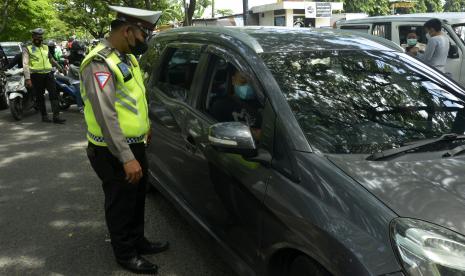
[109, 6, 162, 31]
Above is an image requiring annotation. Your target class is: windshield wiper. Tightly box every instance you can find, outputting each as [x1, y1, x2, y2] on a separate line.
[366, 133, 465, 161]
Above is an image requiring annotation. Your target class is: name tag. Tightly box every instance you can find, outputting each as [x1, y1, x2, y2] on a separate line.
[117, 62, 132, 82]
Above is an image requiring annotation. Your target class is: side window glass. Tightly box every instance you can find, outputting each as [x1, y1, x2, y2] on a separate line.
[399, 25, 427, 47]
[340, 25, 370, 33]
[372, 23, 391, 40]
[203, 56, 264, 141]
[157, 47, 201, 101]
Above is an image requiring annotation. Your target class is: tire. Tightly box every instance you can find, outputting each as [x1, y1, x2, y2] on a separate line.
[10, 97, 23, 121]
[59, 92, 71, 110]
[0, 87, 8, 110]
[287, 256, 331, 276]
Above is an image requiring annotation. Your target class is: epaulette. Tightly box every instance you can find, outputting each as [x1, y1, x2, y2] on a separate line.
[98, 47, 113, 58]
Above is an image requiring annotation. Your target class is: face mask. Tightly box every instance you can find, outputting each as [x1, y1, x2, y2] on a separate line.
[33, 39, 42, 46]
[407, 38, 417, 46]
[426, 33, 431, 40]
[234, 84, 256, 100]
[128, 36, 148, 56]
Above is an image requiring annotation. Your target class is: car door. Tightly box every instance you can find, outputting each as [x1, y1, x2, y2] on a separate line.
[146, 43, 210, 202]
[182, 45, 277, 267]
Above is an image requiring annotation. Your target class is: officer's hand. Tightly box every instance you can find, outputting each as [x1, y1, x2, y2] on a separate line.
[123, 159, 143, 184]
[26, 79, 32, 88]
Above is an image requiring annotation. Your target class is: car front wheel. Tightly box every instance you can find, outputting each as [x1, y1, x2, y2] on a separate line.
[287, 255, 331, 276]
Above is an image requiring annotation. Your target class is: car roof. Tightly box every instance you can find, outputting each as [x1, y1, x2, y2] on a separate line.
[0, 42, 21, 47]
[156, 26, 403, 54]
[338, 12, 465, 25]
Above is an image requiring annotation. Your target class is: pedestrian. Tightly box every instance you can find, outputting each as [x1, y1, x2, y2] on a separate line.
[23, 28, 66, 123]
[422, 18, 450, 72]
[79, 5, 167, 274]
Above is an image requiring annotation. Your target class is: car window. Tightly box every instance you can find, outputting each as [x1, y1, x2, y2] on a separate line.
[340, 25, 370, 33]
[2, 45, 20, 56]
[157, 47, 201, 101]
[262, 50, 465, 154]
[372, 23, 391, 40]
[453, 24, 465, 46]
[203, 55, 264, 141]
[398, 25, 426, 45]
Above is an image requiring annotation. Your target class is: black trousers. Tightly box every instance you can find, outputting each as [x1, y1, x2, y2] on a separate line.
[87, 142, 148, 259]
[30, 72, 59, 116]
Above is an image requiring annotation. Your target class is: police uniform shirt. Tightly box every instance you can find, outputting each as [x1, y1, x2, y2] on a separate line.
[22, 45, 55, 80]
[81, 38, 139, 163]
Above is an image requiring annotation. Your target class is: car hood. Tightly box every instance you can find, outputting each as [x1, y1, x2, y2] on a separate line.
[327, 154, 465, 235]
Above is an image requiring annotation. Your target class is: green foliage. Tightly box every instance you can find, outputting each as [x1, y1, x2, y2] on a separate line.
[415, 0, 443, 12]
[216, 8, 234, 17]
[444, 0, 465, 12]
[343, 0, 391, 16]
[0, 0, 67, 42]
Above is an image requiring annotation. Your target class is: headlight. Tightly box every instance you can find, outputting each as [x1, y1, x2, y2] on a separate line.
[391, 218, 465, 276]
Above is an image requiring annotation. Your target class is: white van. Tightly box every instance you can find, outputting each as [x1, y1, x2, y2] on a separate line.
[336, 13, 465, 85]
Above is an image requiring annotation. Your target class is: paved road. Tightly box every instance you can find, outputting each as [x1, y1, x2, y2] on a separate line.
[0, 105, 235, 276]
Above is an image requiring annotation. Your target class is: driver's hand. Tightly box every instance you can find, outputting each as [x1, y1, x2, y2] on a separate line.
[26, 79, 32, 88]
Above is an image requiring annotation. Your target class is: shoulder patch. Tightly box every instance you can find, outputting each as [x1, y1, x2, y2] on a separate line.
[94, 72, 111, 90]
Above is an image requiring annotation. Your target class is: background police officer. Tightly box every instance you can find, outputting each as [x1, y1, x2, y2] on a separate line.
[79, 6, 167, 274]
[23, 28, 65, 123]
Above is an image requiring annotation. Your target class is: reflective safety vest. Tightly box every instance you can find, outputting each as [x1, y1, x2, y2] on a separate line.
[27, 45, 52, 74]
[80, 43, 150, 147]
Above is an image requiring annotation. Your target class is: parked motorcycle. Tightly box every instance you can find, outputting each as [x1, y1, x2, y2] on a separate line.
[54, 70, 83, 111]
[5, 67, 36, 120]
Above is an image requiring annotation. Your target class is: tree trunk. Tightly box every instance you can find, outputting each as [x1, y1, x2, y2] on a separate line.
[211, 0, 215, 18]
[0, 0, 15, 34]
[144, 0, 151, 9]
[184, 0, 196, 26]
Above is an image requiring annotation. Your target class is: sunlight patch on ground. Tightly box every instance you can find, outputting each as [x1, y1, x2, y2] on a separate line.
[58, 172, 75, 179]
[49, 220, 104, 230]
[23, 187, 39, 193]
[0, 152, 41, 168]
[54, 204, 89, 212]
[0, 255, 44, 269]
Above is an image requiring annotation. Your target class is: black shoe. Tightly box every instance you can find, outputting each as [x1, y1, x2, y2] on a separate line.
[53, 117, 66, 124]
[116, 255, 158, 274]
[42, 116, 52, 123]
[137, 241, 170, 255]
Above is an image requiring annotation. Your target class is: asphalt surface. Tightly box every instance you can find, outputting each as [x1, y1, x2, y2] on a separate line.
[0, 104, 235, 276]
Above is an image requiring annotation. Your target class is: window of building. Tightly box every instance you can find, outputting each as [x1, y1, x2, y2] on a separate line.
[274, 9, 285, 15]
[274, 16, 286, 26]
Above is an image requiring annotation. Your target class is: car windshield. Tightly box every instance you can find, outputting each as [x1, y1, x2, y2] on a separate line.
[453, 24, 465, 45]
[2, 45, 20, 56]
[262, 50, 465, 154]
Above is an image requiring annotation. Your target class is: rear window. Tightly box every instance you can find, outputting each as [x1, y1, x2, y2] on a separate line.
[2, 45, 20, 56]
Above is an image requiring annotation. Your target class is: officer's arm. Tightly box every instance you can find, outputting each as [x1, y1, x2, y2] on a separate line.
[22, 48, 31, 80]
[81, 61, 135, 163]
[49, 52, 63, 71]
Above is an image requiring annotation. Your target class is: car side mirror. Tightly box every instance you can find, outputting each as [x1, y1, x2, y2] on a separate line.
[208, 122, 257, 157]
[449, 44, 460, 59]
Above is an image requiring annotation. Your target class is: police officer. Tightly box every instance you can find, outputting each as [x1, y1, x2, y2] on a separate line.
[23, 28, 65, 123]
[80, 6, 167, 274]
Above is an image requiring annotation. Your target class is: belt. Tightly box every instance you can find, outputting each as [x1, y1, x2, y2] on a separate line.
[88, 132, 145, 144]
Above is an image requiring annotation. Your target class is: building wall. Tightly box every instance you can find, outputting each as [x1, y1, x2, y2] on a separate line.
[259, 11, 275, 26]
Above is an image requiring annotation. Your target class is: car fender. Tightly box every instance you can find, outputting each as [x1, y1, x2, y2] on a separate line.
[8, 92, 23, 99]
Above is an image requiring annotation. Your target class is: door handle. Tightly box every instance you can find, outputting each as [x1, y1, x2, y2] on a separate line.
[185, 134, 197, 154]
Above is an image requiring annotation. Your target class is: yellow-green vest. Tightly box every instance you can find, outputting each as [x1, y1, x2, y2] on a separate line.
[27, 45, 52, 73]
[80, 43, 150, 146]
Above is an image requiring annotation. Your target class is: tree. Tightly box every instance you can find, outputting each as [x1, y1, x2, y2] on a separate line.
[414, 0, 443, 12]
[444, 0, 465, 12]
[216, 8, 234, 17]
[0, 0, 64, 41]
[343, 0, 391, 16]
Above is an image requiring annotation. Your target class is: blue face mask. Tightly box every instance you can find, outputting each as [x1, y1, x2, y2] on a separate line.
[234, 84, 255, 100]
